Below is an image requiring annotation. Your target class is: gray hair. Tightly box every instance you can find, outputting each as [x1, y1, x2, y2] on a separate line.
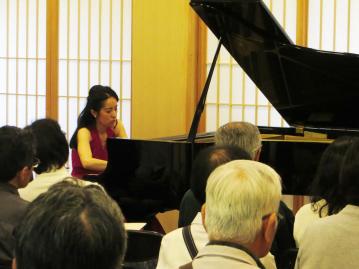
[205, 160, 281, 244]
[14, 181, 127, 269]
[215, 121, 262, 159]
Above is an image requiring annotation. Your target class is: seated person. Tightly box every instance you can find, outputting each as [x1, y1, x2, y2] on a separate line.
[295, 138, 359, 269]
[70, 85, 127, 179]
[294, 136, 352, 247]
[0, 126, 35, 266]
[178, 121, 263, 227]
[186, 160, 282, 268]
[19, 118, 100, 202]
[13, 181, 127, 269]
[156, 146, 277, 269]
[178, 121, 295, 267]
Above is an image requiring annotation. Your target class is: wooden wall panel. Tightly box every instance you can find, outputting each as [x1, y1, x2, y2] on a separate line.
[131, 0, 201, 139]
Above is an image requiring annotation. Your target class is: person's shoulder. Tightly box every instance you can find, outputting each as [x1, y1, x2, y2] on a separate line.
[162, 227, 184, 244]
[77, 127, 92, 139]
[295, 203, 314, 218]
[301, 213, 335, 239]
[78, 127, 91, 133]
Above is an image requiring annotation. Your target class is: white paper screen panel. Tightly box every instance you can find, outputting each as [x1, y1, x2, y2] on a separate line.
[58, 0, 132, 139]
[0, 0, 46, 127]
[308, 0, 359, 54]
[205, 0, 297, 132]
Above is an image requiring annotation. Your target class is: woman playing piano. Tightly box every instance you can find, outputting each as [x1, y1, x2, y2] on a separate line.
[69, 85, 127, 179]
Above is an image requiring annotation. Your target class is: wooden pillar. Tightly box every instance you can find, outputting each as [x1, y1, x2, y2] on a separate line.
[46, 0, 59, 120]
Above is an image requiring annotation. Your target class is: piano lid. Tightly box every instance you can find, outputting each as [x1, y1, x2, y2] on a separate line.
[190, 0, 359, 130]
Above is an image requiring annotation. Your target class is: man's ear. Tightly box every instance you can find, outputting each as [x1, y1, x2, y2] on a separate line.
[90, 109, 97, 118]
[201, 204, 207, 231]
[254, 147, 261, 161]
[12, 258, 17, 269]
[262, 212, 277, 244]
[17, 166, 32, 188]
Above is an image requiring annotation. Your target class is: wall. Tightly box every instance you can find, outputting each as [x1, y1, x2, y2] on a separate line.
[131, 0, 202, 139]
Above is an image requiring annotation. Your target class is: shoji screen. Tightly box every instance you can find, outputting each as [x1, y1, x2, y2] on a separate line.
[58, 0, 132, 140]
[308, 0, 359, 54]
[0, 0, 47, 127]
[205, 0, 297, 132]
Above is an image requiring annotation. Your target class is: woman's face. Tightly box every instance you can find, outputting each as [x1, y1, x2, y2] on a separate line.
[94, 97, 118, 129]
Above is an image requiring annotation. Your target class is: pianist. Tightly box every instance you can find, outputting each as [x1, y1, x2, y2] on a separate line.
[70, 85, 127, 179]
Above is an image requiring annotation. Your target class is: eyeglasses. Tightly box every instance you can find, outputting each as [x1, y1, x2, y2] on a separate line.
[31, 158, 40, 169]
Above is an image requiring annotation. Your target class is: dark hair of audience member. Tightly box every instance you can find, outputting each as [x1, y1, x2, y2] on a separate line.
[339, 137, 359, 207]
[14, 181, 127, 269]
[310, 136, 354, 217]
[190, 145, 251, 204]
[0, 126, 35, 183]
[25, 118, 69, 174]
[69, 85, 119, 149]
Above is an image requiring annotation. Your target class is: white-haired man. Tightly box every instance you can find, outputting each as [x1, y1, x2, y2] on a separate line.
[189, 160, 282, 269]
[177, 121, 294, 268]
[157, 146, 277, 269]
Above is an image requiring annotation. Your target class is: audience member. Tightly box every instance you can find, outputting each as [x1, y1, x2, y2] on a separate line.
[188, 160, 282, 268]
[295, 138, 359, 269]
[157, 146, 277, 269]
[215, 121, 262, 160]
[178, 121, 295, 268]
[19, 118, 100, 202]
[13, 181, 127, 269]
[0, 126, 35, 266]
[179, 121, 262, 227]
[293, 136, 353, 247]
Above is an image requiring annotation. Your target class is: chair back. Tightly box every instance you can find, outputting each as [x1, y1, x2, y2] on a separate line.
[123, 230, 163, 269]
[0, 260, 12, 269]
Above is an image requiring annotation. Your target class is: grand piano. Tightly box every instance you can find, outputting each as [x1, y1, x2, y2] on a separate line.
[101, 0, 359, 221]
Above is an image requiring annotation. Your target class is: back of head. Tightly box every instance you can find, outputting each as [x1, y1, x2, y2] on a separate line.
[14, 181, 127, 269]
[190, 145, 251, 204]
[26, 118, 69, 174]
[215, 121, 261, 159]
[311, 136, 354, 216]
[0, 126, 35, 183]
[69, 85, 119, 148]
[205, 160, 281, 244]
[339, 137, 359, 207]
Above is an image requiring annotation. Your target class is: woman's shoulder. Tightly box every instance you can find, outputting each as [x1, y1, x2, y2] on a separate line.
[296, 200, 327, 220]
[296, 203, 314, 217]
[78, 127, 93, 139]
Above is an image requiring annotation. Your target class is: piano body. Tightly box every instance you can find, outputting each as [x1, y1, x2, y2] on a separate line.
[101, 0, 359, 221]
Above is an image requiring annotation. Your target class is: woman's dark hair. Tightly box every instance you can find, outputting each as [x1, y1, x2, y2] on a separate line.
[339, 137, 359, 207]
[190, 145, 251, 204]
[69, 85, 119, 149]
[26, 119, 69, 174]
[310, 136, 354, 217]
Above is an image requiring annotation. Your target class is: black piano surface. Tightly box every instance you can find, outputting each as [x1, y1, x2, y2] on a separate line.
[101, 0, 359, 221]
[191, 0, 359, 130]
[102, 138, 210, 221]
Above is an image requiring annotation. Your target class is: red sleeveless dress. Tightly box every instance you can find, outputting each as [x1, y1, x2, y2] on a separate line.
[71, 127, 115, 179]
